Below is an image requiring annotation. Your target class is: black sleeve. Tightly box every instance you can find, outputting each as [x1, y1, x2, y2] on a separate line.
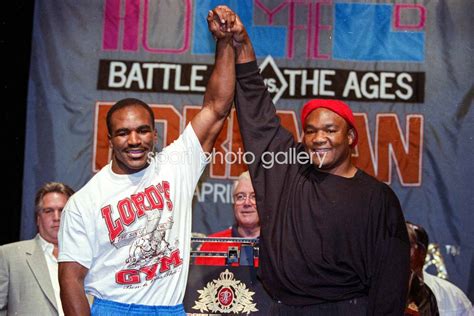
[234, 61, 298, 208]
[367, 185, 411, 315]
[235, 61, 297, 155]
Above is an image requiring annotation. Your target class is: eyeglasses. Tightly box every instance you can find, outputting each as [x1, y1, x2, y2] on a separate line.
[233, 193, 256, 204]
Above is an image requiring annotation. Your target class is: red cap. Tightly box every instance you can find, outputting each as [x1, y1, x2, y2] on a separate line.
[301, 99, 358, 147]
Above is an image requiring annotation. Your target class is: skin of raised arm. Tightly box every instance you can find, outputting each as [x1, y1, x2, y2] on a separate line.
[221, 6, 256, 64]
[190, 7, 237, 153]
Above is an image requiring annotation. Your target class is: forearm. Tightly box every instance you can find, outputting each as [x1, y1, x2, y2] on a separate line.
[60, 278, 90, 315]
[59, 262, 90, 316]
[192, 37, 235, 152]
[235, 61, 294, 153]
[235, 32, 256, 64]
[203, 38, 235, 118]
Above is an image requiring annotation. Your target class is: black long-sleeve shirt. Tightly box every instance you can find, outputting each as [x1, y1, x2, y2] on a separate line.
[234, 61, 410, 315]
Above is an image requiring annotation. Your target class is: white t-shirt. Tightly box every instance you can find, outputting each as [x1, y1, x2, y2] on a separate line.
[424, 272, 474, 316]
[58, 124, 208, 306]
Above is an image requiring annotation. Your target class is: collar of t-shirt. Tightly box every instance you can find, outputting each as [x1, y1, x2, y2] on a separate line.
[106, 160, 150, 185]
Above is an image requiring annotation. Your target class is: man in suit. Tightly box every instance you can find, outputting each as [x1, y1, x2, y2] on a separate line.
[0, 182, 74, 315]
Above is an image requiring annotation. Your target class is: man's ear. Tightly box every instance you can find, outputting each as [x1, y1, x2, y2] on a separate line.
[108, 134, 112, 148]
[347, 128, 355, 146]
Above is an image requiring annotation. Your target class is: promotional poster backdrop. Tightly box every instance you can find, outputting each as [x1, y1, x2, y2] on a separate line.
[23, 0, 473, 300]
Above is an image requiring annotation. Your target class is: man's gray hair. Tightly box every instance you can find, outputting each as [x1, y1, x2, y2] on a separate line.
[232, 171, 251, 195]
[35, 182, 75, 214]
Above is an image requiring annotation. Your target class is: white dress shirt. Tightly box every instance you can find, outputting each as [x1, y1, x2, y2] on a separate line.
[424, 272, 473, 316]
[38, 235, 65, 316]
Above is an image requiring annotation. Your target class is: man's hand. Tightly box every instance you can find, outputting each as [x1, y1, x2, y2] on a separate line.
[207, 6, 248, 47]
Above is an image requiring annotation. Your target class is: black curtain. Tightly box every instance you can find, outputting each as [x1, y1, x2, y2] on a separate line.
[0, 1, 34, 244]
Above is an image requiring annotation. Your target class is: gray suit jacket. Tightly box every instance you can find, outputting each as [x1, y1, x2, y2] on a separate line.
[0, 234, 59, 315]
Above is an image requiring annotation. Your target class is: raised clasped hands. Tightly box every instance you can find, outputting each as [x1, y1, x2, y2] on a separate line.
[207, 5, 247, 47]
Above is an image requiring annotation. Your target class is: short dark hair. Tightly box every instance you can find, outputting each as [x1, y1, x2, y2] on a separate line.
[35, 182, 75, 214]
[406, 221, 429, 250]
[106, 98, 155, 135]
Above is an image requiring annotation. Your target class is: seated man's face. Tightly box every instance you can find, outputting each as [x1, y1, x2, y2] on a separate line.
[233, 179, 259, 229]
